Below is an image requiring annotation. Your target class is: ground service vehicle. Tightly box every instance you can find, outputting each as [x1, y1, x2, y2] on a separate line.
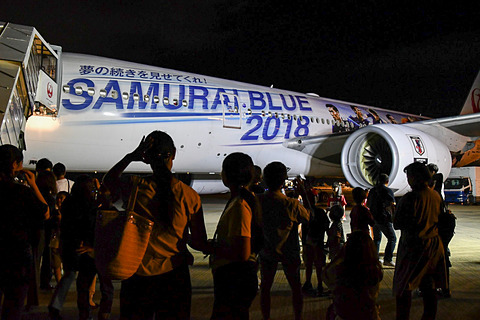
[444, 167, 480, 205]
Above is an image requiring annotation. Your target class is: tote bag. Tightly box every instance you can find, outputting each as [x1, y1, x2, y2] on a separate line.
[94, 177, 154, 280]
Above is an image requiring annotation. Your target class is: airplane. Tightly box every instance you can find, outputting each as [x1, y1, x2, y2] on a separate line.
[1, 22, 480, 195]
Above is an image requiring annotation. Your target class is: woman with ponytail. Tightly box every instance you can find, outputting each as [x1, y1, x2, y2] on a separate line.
[103, 131, 209, 320]
[209, 152, 262, 320]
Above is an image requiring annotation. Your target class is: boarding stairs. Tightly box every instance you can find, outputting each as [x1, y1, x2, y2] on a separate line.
[0, 22, 59, 150]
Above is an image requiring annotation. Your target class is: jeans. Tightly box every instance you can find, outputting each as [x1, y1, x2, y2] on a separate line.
[49, 270, 77, 311]
[373, 221, 397, 262]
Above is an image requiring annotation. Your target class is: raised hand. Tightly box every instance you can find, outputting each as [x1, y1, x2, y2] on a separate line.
[129, 135, 154, 163]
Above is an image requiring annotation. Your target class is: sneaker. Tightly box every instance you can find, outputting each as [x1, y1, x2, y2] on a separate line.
[383, 260, 395, 267]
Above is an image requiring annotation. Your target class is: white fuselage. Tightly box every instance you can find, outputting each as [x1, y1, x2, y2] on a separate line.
[23, 53, 426, 181]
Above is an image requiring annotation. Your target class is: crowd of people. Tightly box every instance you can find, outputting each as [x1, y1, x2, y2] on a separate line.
[0, 132, 455, 320]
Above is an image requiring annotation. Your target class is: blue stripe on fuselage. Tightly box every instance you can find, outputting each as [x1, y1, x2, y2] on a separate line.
[64, 117, 221, 126]
[120, 112, 224, 117]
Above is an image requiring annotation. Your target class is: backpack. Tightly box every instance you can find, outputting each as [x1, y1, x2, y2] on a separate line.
[438, 206, 456, 244]
[367, 186, 393, 223]
[306, 207, 329, 246]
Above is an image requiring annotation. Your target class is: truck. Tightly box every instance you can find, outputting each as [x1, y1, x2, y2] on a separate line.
[444, 167, 480, 205]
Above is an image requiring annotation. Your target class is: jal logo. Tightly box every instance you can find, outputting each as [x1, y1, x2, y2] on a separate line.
[410, 136, 425, 156]
[471, 88, 480, 113]
[47, 82, 54, 99]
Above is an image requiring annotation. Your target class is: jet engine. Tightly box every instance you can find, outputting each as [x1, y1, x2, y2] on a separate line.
[341, 124, 452, 196]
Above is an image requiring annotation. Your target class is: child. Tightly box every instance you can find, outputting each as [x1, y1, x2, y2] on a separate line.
[323, 231, 383, 320]
[327, 183, 347, 221]
[302, 206, 330, 297]
[327, 205, 345, 261]
[350, 187, 375, 234]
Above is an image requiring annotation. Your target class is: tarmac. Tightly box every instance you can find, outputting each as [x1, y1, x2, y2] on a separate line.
[23, 196, 480, 319]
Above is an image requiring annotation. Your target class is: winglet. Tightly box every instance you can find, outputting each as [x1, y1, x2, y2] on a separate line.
[460, 70, 480, 115]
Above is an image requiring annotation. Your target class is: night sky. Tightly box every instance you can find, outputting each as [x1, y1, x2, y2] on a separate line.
[2, 1, 480, 118]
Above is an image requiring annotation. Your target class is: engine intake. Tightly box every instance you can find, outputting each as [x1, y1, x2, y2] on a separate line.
[341, 124, 452, 196]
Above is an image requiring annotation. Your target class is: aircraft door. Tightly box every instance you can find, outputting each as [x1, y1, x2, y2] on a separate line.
[221, 93, 242, 129]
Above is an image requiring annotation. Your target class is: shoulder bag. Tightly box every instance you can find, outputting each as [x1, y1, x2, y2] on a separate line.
[94, 177, 154, 280]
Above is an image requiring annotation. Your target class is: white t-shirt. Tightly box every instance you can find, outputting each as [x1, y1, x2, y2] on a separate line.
[56, 178, 74, 193]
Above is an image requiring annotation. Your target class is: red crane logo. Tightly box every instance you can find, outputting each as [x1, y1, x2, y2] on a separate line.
[47, 82, 54, 99]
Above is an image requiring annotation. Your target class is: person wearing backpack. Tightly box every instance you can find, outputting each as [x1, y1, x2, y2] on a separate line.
[429, 162, 455, 298]
[366, 174, 396, 267]
[393, 162, 447, 320]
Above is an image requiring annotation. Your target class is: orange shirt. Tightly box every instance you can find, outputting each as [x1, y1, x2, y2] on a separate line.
[134, 176, 203, 276]
[210, 196, 254, 271]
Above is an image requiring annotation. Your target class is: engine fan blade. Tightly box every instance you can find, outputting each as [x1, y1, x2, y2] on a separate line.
[360, 134, 393, 184]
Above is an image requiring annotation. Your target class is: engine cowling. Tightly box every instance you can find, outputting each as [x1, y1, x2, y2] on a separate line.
[341, 124, 452, 196]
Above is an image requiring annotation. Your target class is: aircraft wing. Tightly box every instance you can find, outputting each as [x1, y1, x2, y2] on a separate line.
[283, 113, 480, 195]
[284, 112, 480, 165]
[407, 112, 480, 137]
